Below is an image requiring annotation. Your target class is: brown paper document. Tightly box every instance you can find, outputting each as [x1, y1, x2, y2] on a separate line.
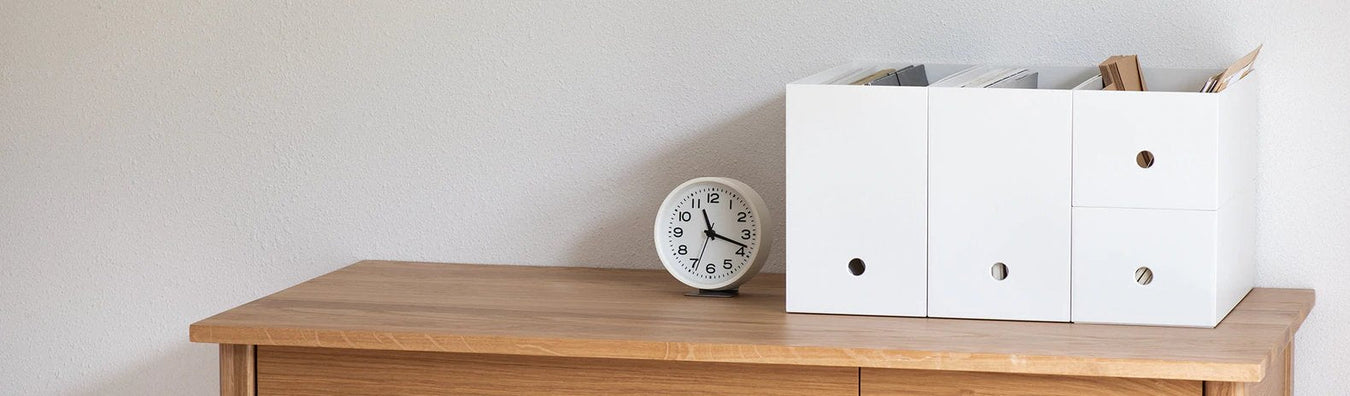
[1213, 45, 1261, 92]
[1098, 55, 1146, 91]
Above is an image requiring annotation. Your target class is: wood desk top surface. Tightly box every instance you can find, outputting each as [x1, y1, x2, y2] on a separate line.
[190, 261, 1313, 382]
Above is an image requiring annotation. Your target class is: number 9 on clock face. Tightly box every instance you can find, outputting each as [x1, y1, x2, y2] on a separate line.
[654, 177, 772, 291]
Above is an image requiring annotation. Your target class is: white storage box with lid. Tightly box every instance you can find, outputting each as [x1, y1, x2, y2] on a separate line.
[784, 61, 1257, 327]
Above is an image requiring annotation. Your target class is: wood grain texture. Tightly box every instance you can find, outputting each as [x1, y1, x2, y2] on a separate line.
[256, 346, 857, 395]
[1204, 339, 1293, 396]
[219, 344, 254, 396]
[1284, 342, 1293, 395]
[190, 261, 1315, 382]
[1249, 340, 1290, 396]
[861, 367, 1201, 396]
[1205, 382, 1246, 396]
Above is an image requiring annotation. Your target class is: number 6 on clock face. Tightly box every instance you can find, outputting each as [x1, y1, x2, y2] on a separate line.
[654, 177, 772, 291]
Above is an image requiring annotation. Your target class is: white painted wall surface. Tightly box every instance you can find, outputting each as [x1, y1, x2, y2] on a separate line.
[2, 1, 1346, 394]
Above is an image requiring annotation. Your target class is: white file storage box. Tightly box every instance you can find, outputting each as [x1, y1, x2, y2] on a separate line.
[1072, 71, 1259, 210]
[785, 62, 969, 317]
[1071, 191, 1255, 327]
[926, 74, 1076, 322]
[1070, 70, 1258, 327]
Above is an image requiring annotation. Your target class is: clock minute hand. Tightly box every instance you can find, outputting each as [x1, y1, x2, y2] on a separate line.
[709, 231, 749, 248]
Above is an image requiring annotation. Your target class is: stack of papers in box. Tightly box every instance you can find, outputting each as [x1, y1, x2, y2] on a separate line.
[930, 66, 1038, 89]
[831, 65, 931, 86]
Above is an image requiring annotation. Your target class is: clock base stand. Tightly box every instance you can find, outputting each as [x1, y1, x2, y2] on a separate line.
[685, 288, 739, 298]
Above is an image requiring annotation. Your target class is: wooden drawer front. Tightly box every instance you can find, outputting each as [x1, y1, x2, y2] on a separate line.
[861, 368, 1201, 396]
[257, 346, 857, 395]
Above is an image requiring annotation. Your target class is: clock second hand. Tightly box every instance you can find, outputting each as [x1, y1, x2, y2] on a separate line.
[692, 233, 712, 269]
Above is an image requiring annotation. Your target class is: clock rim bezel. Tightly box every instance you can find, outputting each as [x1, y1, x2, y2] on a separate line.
[653, 177, 772, 291]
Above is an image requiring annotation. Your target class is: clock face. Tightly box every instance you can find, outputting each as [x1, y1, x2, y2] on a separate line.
[655, 178, 770, 290]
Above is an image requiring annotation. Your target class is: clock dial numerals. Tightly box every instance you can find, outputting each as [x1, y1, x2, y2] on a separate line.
[664, 185, 758, 281]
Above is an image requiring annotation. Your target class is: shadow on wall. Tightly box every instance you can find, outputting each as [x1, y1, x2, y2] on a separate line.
[72, 342, 217, 395]
[565, 95, 787, 276]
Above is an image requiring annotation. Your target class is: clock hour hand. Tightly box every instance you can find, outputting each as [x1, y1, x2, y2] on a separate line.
[701, 209, 714, 232]
[709, 231, 748, 248]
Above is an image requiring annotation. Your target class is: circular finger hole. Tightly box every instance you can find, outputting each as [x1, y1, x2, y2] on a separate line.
[847, 258, 865, 276]
[1135, 267, 1154, 285]
[991, 262, 1008, 281]
[1136, 150, 1155, 168]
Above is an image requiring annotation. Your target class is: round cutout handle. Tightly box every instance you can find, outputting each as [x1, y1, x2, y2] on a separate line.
[991, 262, 1008, 281]
[848, 258, 865, 276]
[1136, 150, 1155, 168]
[1135, 267, 1154, 285]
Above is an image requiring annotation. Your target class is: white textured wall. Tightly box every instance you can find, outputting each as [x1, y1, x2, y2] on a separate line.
[2, 1, 1346, 394]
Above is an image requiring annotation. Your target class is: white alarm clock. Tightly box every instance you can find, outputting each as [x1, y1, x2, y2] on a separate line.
[654, 177, 772, 295]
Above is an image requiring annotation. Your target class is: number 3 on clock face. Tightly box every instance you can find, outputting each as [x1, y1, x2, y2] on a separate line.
[654, 177, 772, 291]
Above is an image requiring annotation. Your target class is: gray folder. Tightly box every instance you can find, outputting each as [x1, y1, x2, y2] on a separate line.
[895, 64, 929, 86]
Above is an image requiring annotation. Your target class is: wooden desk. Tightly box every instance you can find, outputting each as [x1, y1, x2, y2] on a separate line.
[190, 261, 1313, 395]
